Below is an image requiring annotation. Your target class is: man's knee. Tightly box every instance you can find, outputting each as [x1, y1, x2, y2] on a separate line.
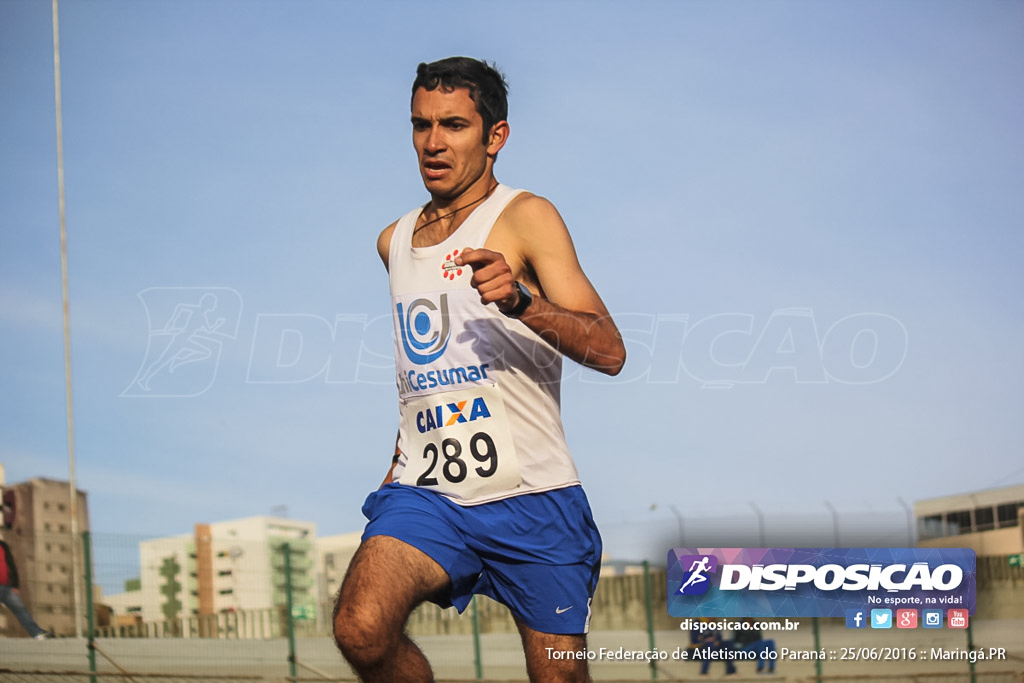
[333, 595, 392, 666]
[518, 623, 591, 683]
[526, 655, 590, 683]
[332, 535, 449, 670]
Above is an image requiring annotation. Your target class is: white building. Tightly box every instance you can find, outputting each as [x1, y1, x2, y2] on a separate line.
[315, 531, 362, 608]
[105, 517, 317, 626]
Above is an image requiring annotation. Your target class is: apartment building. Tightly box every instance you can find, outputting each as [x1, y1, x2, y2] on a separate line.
[105, 516, 318, 626]
[0, 476, 90, 637]
[315, 531, 361, 608]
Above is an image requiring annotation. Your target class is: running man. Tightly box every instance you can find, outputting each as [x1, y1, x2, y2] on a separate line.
[332, 57, 626, 683]
[679, 556, 712, 593]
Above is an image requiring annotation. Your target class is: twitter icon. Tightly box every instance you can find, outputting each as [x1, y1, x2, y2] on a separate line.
[871, 609, 893, 629]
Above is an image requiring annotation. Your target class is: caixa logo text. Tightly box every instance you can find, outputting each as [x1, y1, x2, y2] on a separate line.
[417, 397, 492, 433]
[719, 563, 963, 592]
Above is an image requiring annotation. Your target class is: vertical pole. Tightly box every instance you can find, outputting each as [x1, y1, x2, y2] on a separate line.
[812, 617, 822, 680]
[897, 497, 915, 545]
[470, 595, 483, 680]
[284, 543, 297, 681]
[643, 561, 657, 680]
[83, 532, 96, 683]
[52, 0, 82, 642]
[749, 503, 766, 546]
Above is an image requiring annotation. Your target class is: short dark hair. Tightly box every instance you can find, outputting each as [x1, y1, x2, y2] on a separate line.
[412, 57, 509, 140]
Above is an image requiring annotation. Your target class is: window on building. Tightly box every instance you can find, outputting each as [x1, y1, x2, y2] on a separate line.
[973, 506, 995, 532]
[218, 588, 234, 595]
[57, 503, 66, 512]
[945, 510, 972, 535]
[44, 502, 51, 510]
[997, 502, 1021, 528]
[217, 570, 232, 577]
[918, 515, 944, 539]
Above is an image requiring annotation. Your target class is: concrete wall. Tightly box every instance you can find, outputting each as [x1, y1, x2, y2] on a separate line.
[976, 554, 1024, 620]
[921, 526, 1023, 555]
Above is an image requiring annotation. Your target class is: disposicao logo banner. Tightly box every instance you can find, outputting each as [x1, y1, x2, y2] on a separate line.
[667, 548, 976, 618]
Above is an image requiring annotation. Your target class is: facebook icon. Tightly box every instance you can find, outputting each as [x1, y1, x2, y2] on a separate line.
[845, 609, 867, 629]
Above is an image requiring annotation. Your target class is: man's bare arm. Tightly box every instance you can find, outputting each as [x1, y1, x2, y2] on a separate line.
[515, 286, 625, 376]
[456, 195, 625, 376]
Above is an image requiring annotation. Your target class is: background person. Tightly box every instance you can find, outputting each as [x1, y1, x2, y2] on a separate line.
[1, 537, 54, 640]
[732, 618, 776, 674]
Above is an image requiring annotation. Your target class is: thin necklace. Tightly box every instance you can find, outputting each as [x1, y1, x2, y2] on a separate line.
[415, 182, 498, 234]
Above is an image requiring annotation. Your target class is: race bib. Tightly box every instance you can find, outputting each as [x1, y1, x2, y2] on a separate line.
[398, 384, 522, 500]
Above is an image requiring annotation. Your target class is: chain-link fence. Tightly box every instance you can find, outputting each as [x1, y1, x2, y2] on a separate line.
[2, 532, 1023, 682]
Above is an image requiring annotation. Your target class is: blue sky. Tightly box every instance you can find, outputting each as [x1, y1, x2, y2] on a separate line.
[2, 0, 1022, 561]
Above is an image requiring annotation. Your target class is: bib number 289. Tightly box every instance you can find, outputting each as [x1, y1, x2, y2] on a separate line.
[399, 384, 521, 498]
[416, 432, 497, 486]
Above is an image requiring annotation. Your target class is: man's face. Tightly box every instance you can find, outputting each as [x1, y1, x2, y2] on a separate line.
[411, 86, 501, 200]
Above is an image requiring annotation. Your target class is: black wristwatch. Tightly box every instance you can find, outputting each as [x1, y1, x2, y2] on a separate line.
[505, 281, 533, 318]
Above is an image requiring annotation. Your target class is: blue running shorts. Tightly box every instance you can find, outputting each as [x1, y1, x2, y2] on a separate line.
[361, 483, 603, 635]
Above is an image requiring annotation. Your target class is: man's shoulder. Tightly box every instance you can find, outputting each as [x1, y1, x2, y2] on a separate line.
[377, 219, 400, 269]
[378, 219, 398, 244]
[500, 190, 566, 235]
[504, 189, 554, 214]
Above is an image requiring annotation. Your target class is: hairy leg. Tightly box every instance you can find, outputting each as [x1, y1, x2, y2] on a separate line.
[516, 619, 591, 683]
[333, 535, 450, 683]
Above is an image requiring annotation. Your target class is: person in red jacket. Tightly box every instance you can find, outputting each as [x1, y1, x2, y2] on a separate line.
[0, 539, 54, 639]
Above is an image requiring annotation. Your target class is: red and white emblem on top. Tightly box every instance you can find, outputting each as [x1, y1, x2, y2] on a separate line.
[442, 249, 464, 280]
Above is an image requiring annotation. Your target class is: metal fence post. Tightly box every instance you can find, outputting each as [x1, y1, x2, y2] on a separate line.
[643, 560, 657, 680]
[812, 616, 822, 680]
[284, 542, 297, 681]
[83, 531, 96, 683]
[471, 595, 483, 680]
[967, 620, 976, 683]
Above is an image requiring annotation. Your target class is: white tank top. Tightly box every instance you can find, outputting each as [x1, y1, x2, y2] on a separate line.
[388, 184, 579, 505]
